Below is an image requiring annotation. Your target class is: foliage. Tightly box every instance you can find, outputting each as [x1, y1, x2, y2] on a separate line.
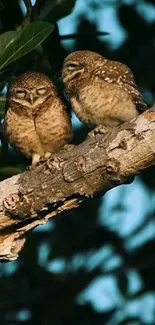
[0, 22, 54, 72]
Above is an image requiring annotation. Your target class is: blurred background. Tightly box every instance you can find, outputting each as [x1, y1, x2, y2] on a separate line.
[0, 0, 155, 324]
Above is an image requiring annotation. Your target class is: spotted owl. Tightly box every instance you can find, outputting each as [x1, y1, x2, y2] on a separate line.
[4, 72, 72, 167]
[62, 50, 148, 127]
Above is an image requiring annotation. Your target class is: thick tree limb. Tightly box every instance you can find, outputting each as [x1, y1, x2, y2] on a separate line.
[0, 109, 155, 262]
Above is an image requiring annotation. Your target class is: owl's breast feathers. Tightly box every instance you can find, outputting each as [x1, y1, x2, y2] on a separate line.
[4, 72, 72, 165]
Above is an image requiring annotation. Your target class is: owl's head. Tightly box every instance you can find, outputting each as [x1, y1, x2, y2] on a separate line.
[62, 50, 105, 87]
[8, 72, 56, 108]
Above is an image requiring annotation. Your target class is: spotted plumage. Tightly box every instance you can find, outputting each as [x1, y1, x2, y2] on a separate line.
[62, 50, 148, 127]
[4, 72, 72, 167]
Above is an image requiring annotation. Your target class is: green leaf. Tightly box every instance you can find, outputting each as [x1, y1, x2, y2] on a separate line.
[0, 21, 54, 71]
[0, 31, 18, 56]
[0, 97, 6, 117]
[0, 166, 22, 177]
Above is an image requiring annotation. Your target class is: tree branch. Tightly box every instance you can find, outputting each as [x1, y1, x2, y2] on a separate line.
[18, 0, 41, 30]
[0, 109, 155, 262]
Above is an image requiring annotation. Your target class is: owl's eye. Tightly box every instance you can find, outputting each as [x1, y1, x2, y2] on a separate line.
[36, 87, 47, 95]
[67, 62, 80, 70]
[15, 89, 26, 98]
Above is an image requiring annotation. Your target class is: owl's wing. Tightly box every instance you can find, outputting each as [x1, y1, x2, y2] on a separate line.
[35, 98, 72, 154]
[4, 108, 44, 159]
[94, 61, 148, 113]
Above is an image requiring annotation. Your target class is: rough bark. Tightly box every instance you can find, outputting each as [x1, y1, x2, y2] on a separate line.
[0, 109, 155, 262]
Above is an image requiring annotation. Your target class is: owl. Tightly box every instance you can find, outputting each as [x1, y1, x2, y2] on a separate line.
[4, 72, 72, 167]
[62, 50, 148, 127]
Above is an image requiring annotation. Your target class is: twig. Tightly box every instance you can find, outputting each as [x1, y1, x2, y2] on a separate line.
[21, 0, 33, 28]
[59, 32, 109, 40]
[0, 96, 6, 102]
[17, 0, 42, 30]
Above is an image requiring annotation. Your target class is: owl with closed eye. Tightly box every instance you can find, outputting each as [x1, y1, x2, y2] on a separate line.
[4, 72, 72, 167]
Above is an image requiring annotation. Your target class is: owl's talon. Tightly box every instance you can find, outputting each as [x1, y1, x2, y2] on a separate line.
[94, 125, 111, 134]
[39, 152, 52, 163]
[89, 125, 110, 137]
[44, 152, 52, 159]
[31, 153, 41, 168]
[63, 144, 75, 151]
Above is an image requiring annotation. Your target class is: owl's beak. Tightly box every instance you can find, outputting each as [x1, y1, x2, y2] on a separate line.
[29, 94, 34, 105]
